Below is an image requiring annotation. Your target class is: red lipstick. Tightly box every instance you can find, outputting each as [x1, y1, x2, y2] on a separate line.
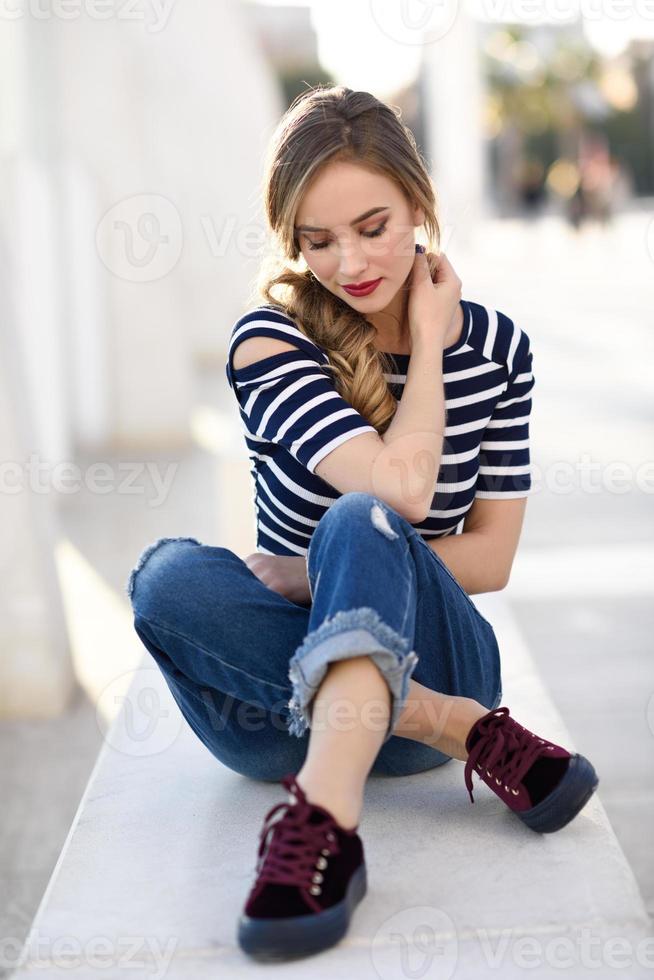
[342, 277, 383, 297]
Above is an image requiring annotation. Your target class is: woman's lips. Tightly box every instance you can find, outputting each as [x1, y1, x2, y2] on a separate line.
[342, 277, 383, 297]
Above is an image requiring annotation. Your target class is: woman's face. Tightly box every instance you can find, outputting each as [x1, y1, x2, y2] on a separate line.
[294, 159, 424, 315]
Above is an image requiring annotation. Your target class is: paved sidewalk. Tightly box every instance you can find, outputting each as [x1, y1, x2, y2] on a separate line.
[13, 595, 652, 979]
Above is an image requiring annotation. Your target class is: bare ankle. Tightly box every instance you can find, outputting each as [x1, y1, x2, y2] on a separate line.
[293, 772, 363, 830]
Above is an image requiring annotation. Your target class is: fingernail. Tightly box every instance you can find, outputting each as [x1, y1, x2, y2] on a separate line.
[415, 243, 425, 254]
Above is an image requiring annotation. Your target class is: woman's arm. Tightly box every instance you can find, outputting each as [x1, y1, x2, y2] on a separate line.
[427, 496, 529, 595]
[425, 530, 507, 595]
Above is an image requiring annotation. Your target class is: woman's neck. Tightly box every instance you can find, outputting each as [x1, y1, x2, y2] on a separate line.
[368, 286, 410, 352]
[371, 300, 463, 354]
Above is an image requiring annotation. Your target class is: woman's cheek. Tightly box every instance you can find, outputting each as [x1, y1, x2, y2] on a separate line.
[390, 227, 414, 261]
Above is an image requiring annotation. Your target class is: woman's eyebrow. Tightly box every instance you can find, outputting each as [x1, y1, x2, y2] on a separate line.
[295, 206, 390, 233]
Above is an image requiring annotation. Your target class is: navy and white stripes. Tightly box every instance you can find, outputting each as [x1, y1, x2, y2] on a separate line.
[225, 301, 535, 556]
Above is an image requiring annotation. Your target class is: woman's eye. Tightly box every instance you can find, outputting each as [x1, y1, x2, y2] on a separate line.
[364, 221, 387, 240]
[307, 221, 387, 251]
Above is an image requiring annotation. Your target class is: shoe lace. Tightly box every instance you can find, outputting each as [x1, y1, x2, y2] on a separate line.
[253, 774, 341, 896]
[464, 707, 549, 803]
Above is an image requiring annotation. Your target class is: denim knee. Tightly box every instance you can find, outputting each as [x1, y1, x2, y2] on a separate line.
[317, 491, 406, 538]
[125, 536, 203, 613]
[306, 491, 410, 593]
[289, 493, 419, 745]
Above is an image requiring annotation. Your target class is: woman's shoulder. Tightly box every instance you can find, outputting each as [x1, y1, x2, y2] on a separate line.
[230, 304, 327, 361]
[233, 303, 304, 338]
[465, 298, 532, 370]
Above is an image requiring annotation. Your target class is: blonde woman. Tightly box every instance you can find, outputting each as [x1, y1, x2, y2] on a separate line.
[126, 85, 598, 963]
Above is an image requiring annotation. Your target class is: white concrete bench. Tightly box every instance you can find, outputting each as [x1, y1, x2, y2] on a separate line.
[14, 594, 653, 979]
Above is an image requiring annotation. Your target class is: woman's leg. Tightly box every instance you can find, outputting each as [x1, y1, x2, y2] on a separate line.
[293, 654, 392, 828]
[125, 493, 501, 792]
[125, 535, 314, 781]
[283, 492, 501, 819]
[369, 521, 503, 775]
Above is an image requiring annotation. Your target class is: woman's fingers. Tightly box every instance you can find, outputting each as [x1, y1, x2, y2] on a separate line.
[433, 251, 461, 288]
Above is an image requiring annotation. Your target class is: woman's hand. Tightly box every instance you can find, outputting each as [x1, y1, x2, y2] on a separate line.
[243, 553, 312, 607]
[407, 248, 462, 349]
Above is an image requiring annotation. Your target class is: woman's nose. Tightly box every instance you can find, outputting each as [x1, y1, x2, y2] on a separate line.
[338, 243, 369, 280]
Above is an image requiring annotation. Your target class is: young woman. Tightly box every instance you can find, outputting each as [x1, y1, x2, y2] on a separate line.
[125, 85, 599, 963]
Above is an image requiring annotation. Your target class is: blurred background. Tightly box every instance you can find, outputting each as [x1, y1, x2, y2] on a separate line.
[1, 0, 653, 970]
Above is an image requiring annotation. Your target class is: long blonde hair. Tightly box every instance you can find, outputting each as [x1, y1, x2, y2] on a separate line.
[248, 84, 441, 436]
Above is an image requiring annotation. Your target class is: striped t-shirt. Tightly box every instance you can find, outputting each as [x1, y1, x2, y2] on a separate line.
[225, 301, 535, 556]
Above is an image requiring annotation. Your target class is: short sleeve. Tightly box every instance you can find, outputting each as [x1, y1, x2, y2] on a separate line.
[225, 308, 377, 474]
[475, 333, 535, 499]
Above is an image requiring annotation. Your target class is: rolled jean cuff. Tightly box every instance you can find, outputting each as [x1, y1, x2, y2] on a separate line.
[491, 686, 503, 710]
[286, 607, 420, 744]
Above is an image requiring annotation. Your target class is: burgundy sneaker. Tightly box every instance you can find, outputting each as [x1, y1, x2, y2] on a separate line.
[463, 706, 599, 833]
[237, 773, 367, 962]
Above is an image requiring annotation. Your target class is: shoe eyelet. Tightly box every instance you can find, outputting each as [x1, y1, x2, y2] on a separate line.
[321, 848, 331, 856]
[511, 789, 519, 796]
[312, 871, 323, 883]
[477, 763, 482, 770]
[547, 745, 554, 750]
[486, 770, 493, 777]
[310, 884, 322, 895]
[504, 785, 510, 792]
[495, 778, 502, 785]
[326, 832, 336, 841]
[316, 856, 328, 870]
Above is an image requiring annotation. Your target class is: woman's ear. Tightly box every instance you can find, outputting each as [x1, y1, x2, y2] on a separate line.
[412, 203, 426, 227]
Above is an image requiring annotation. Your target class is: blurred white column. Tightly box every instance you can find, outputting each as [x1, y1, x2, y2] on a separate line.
[0, 233, 75, 717]
[49, 0, 284, 449]
[0, 21, 75, 717]
[422, 10, 491, 249]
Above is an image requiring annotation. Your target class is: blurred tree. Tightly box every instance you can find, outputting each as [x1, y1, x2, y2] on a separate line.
[278, 67, 336, 109]
[482, 27, 653, 205]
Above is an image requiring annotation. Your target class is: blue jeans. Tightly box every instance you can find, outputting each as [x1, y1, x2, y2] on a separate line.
[125, 492, 502, 781]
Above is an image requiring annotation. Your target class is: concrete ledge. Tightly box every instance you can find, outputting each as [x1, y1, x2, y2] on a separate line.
[13, 595, 653, 978]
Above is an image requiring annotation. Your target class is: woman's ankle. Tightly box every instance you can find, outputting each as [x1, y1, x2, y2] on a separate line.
[293, 770, 364, 830]
[395, 691, 491, 760]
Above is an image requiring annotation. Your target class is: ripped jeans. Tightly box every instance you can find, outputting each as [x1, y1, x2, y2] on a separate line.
[125, 492, 502, 781]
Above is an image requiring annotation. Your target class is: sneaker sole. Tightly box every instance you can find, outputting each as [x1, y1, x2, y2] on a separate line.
[237, 862, 368, 962]
[517, 753, 599, 833]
